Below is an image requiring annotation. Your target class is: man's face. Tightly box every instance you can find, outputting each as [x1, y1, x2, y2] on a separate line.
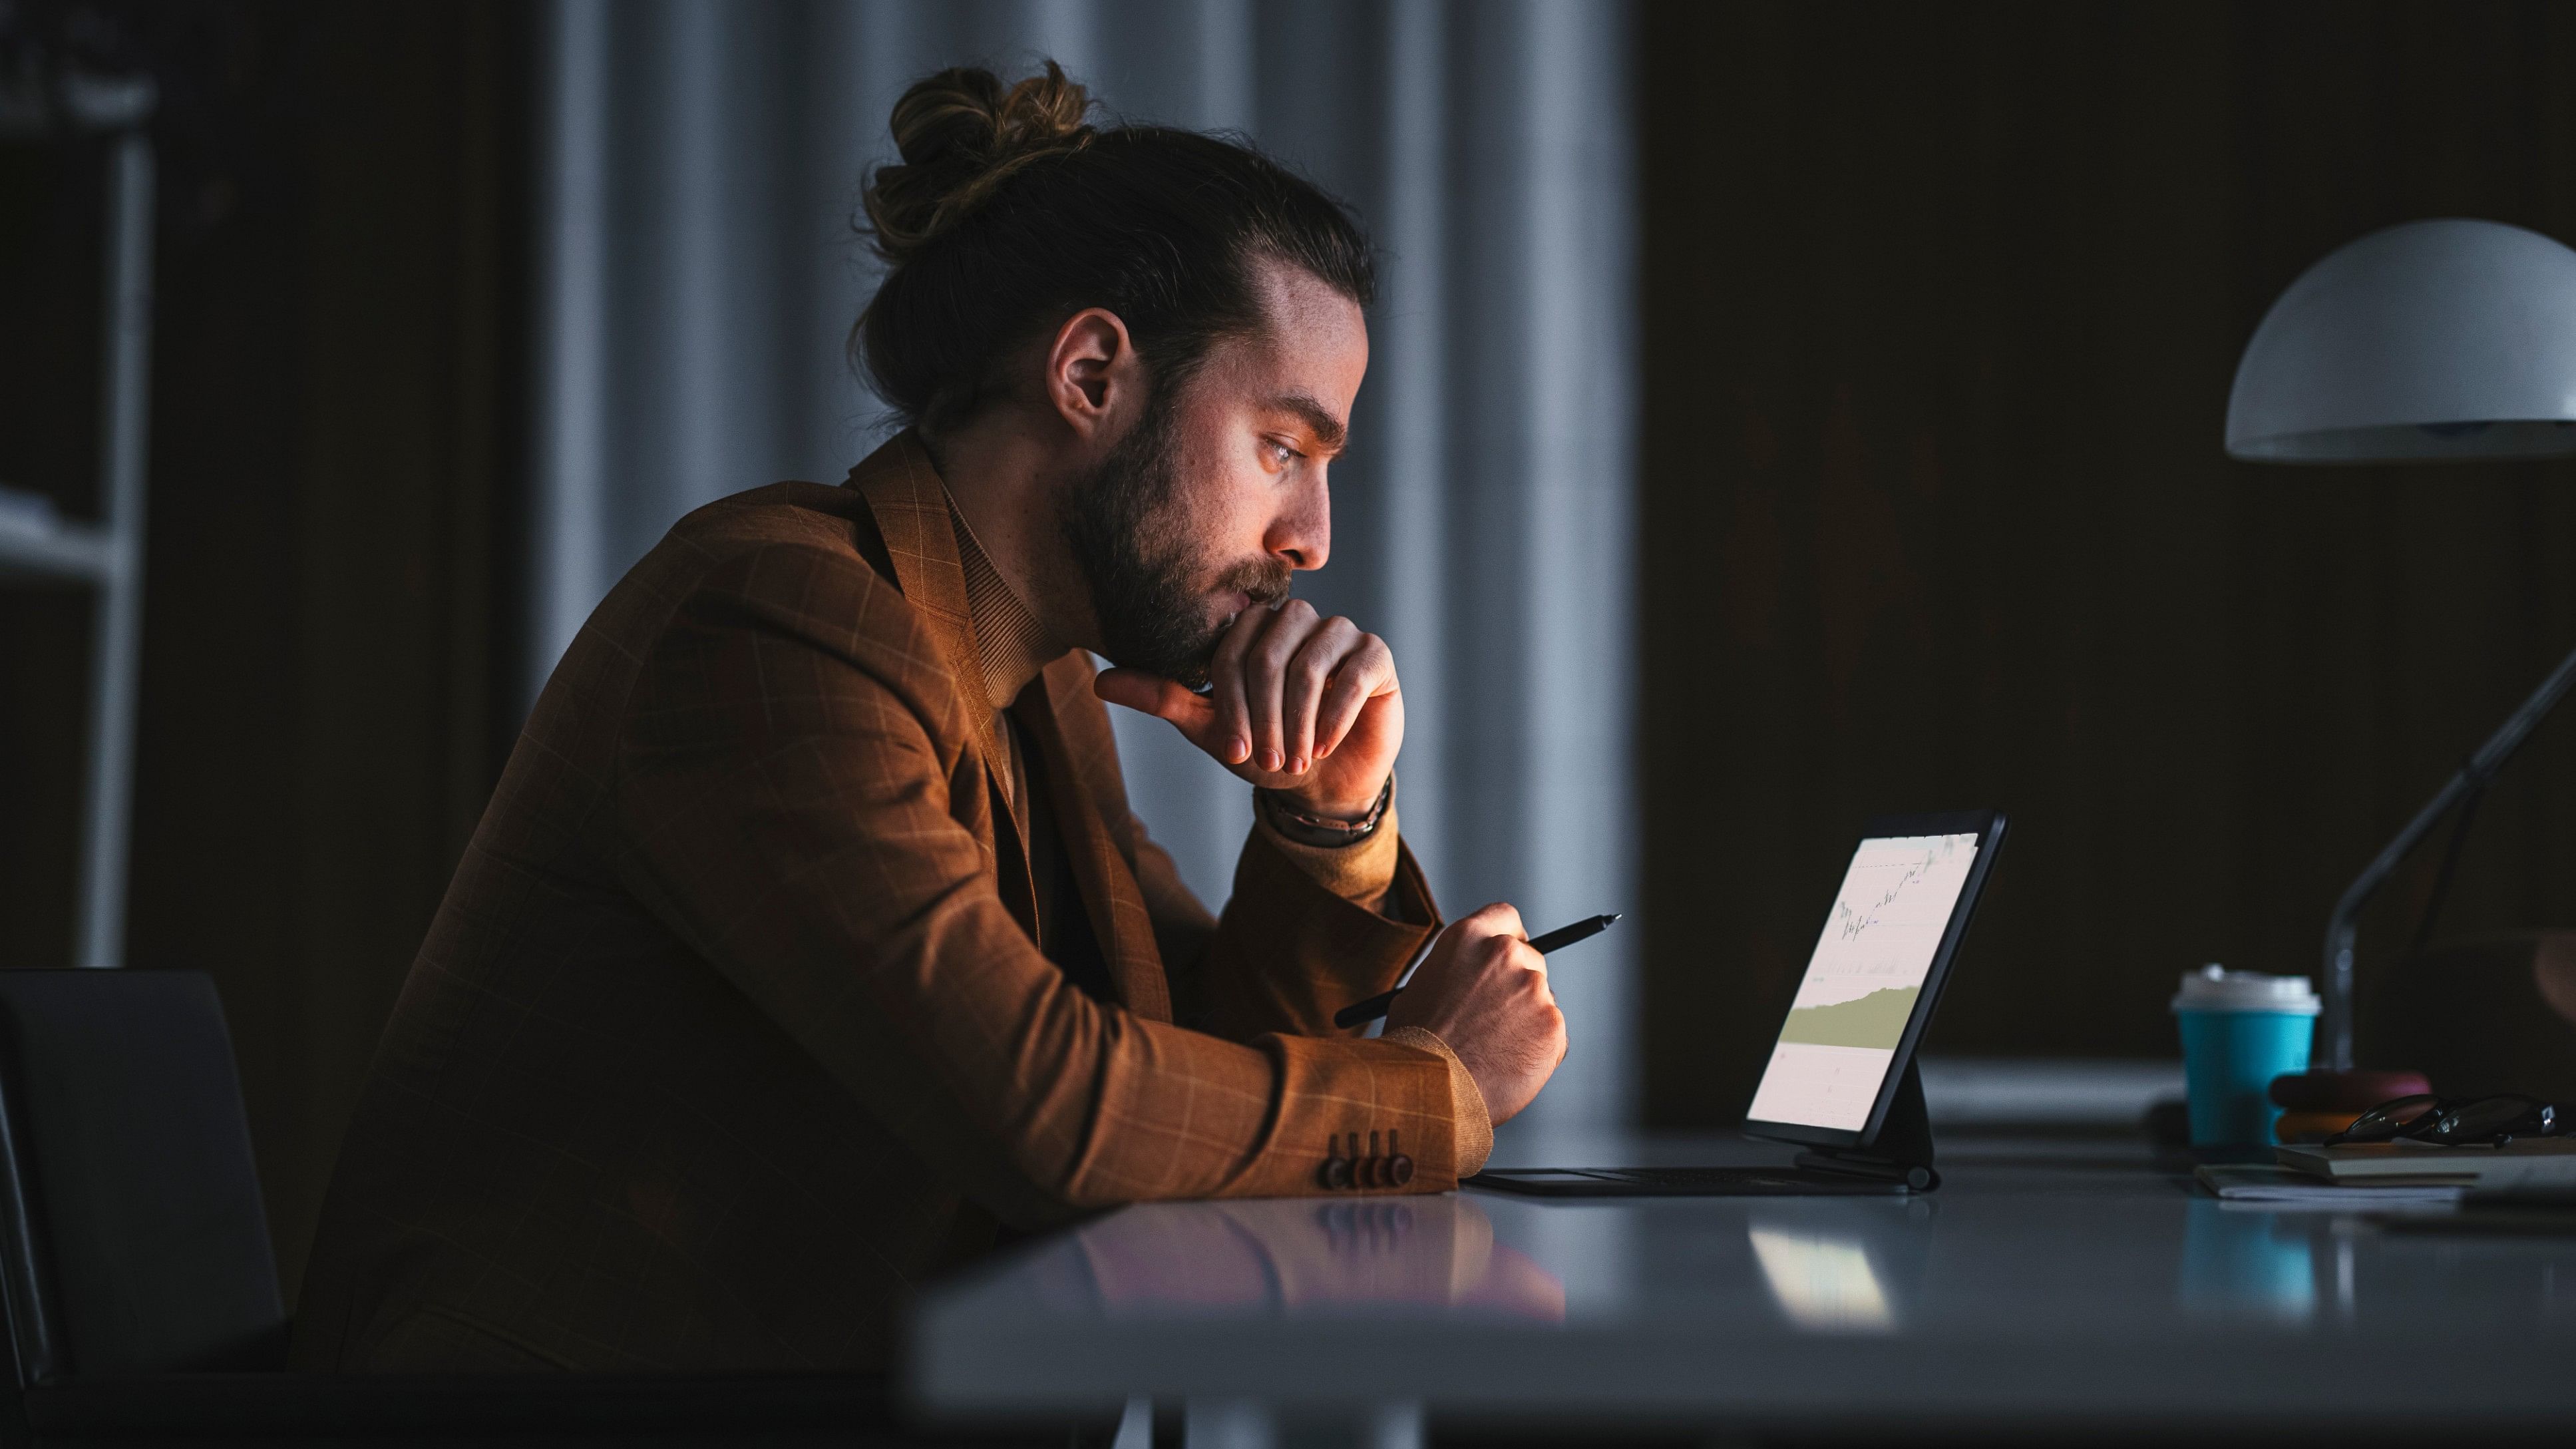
[1061, 261, 1368, 686]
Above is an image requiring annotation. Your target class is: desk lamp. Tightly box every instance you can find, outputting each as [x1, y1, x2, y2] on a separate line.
[2225, 218, 2576, 1094]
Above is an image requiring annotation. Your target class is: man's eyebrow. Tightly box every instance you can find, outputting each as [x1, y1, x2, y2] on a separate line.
[1268, 393, 1348, 455]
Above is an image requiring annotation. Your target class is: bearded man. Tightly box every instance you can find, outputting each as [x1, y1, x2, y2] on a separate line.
[293, 62, 1567, 1374]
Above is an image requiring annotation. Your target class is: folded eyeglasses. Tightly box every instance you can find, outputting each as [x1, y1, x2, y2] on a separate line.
[2322, 1092, 2560, 1148]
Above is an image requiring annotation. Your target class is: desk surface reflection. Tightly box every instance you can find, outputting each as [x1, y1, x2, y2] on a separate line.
[910, 1134, 2576, 1439]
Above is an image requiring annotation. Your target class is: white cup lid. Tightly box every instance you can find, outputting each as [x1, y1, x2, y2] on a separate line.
[2169, 963, 2321, 1014]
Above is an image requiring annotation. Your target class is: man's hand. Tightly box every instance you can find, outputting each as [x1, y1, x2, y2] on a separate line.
[1093, 600, 1401, 820]
[1382, 903, 1567, 1125]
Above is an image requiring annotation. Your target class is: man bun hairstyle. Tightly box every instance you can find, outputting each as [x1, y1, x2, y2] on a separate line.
[854, 61, 1375, 433]
[862, 63, 1097, 266]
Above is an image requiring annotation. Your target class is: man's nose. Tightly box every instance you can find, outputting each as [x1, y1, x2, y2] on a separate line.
[1266, 474, 1331, 572]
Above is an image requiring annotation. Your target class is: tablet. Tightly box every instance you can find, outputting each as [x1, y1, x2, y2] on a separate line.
[1742, 809, 2006, 1152]
[1469, 810, 2004, 1198]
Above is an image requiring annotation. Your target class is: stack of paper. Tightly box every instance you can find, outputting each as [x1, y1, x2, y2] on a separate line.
[2275, 1138, 2576, 1189]
[2195, 1163, 2464, 1210]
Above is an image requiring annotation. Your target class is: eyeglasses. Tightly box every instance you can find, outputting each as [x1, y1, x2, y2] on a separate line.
[2322, 1093, 2559, 1147]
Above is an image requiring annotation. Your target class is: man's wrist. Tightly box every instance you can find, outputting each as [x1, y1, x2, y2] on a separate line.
[1258, 773, 1393, 847]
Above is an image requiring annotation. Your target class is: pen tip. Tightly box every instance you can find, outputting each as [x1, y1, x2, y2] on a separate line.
[1604, 913, 1622, 924]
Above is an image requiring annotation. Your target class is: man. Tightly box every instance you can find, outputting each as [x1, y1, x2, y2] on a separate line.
[294, 61, 1566, 1374]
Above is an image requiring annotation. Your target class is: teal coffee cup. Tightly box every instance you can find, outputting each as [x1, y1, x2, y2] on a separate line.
[2170, 965, 2320, 1147]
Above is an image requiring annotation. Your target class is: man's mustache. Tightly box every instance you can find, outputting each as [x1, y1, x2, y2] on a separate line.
[1219, 557, 1294, 610]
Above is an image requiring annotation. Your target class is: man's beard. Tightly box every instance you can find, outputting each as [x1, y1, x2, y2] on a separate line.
[1060, 395, 1292, 689]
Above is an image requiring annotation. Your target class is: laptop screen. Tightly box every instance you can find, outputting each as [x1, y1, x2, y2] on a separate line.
[1744, 832, 1981, 1132]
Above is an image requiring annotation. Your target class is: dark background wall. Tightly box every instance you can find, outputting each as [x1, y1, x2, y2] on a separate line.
[0, 0, 525, 1297]
[1639, 0, 2576, 1124]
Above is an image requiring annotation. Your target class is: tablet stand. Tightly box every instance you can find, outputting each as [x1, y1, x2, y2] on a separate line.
[1792, 1059, 1940, 1191]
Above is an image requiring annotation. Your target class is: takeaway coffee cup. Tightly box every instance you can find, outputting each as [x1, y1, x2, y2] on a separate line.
[2170, 965, 2320, 1147]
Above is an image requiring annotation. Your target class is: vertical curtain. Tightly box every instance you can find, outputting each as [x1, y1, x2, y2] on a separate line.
[530, 0, 1637, 1128]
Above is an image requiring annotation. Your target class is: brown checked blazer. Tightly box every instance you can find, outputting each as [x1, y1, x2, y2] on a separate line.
[291, 433, 1467, 1374]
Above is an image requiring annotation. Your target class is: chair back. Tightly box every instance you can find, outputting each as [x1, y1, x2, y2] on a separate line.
[0, 970, 285, 1385]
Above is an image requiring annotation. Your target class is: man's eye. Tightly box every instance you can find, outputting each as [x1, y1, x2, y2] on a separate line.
[1264, 439, 1301, 469]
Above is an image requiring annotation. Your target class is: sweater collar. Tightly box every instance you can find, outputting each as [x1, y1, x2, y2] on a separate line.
[946, 494, 1069, 710]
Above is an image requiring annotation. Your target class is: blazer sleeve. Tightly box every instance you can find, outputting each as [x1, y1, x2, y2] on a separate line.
[604, 542, 1465, 1227]
[1182, 825, 1444, 1042]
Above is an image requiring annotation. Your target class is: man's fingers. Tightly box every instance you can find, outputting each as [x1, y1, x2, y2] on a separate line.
[1098, 602, 1399, 786]
[1462, 901, 1527, 942]
[1283, 616, 1362, 773]
[1503, 938, 1549, 979]
[1093, 669, 1218, 748]
[1206, 604, 1265, 767]
[1244, 600, 1320, 775]
[1494, 937, 1538, 980]
[1312, 632, 1393, 760]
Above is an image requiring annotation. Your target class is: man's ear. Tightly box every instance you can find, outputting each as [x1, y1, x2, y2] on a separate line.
[1045, 308, 1142, 443]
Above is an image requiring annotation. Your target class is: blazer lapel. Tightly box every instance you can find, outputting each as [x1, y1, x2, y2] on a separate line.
[849, 435, 1004, 773]
[1013, 672, 1173, 1023]
[849, 434, 1037, 935]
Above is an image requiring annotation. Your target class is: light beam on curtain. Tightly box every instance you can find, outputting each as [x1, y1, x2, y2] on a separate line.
[530, 0, 1638, 1128]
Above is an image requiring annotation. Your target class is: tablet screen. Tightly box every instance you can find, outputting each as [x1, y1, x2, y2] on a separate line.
[1745, 832, 1980, 1132]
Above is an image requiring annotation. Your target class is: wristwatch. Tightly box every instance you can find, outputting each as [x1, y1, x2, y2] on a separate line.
[1258, 773, 1393, 849]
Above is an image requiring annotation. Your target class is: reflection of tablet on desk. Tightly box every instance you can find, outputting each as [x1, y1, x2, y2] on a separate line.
[1471, 809, 2006, 1198]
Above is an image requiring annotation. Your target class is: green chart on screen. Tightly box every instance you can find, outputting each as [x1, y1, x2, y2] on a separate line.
[1748, 833, 1978, 1132]
[1774, 984, 1921, 1050]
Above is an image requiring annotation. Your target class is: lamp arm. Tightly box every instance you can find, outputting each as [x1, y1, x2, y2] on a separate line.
[2319, 637, 2576, 1070]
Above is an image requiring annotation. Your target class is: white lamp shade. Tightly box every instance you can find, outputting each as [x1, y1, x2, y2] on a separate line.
[2225, 219, 2576, 463]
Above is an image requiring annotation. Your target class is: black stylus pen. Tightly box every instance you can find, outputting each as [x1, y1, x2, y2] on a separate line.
[1332, 913, 1621, 1029]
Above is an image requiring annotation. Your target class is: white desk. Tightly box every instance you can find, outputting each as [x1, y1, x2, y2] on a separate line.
[910, 1132, 2576, 1446]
